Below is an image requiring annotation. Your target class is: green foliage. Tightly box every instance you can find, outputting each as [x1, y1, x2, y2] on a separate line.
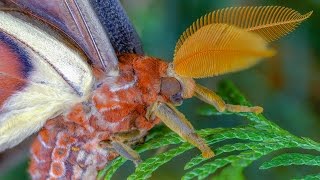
[260, 153, 320, 169]
[98, 81, 320, 180]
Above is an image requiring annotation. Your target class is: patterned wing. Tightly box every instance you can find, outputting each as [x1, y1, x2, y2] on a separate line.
[6, 0, 118, 74]
[0, 11, 94, 152]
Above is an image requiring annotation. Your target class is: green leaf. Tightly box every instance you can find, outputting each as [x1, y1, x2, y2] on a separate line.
[97, 157, 126, 180]
[128, 143, 192, 180]
[185, 142, 256, 170]
[260, 153, 320, 169]
[184, 127, 291, 170]
[126, 129, 226, 179]
[183, 142, 297, 180]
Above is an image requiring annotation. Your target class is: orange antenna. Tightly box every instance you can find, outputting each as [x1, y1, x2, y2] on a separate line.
[176, 6, 313, 51]
[173, 6, 312, 78]
[173, 24, 275, 78]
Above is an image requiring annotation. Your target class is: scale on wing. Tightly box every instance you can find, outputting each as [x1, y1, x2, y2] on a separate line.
[0, 11, 94, 152]
[6, 0, 119, 74]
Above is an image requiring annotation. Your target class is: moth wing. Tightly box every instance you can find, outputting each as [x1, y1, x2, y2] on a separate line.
[6, 0, 118, 74]
[91, 0, 144, 54]
[0, 11, 94, 152]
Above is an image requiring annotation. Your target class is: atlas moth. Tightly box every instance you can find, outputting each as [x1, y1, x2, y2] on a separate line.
[0, 0, 312, 179]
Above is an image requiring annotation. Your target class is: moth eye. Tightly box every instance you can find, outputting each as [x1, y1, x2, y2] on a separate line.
[160, 77, 183, 104]
[171, 92, 183, 105]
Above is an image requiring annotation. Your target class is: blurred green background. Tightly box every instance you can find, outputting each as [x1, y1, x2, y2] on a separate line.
[1, 0, 319, 179]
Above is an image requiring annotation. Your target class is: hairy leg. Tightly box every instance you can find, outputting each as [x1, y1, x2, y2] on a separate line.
[194, 84, 263, 114]
[110, 140, 142, 166]
[147, 102, 214, 158]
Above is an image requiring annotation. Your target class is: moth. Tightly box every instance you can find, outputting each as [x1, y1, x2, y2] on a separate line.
[0, 0, 311, 179]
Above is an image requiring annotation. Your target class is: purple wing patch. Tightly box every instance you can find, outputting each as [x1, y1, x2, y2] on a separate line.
[0, 31, 32, 107]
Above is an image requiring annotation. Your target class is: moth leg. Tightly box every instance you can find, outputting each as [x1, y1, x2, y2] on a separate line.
[100, 130, 144, 166]
[150, 102, 214, 158]
[112, 129, 144, 143]
[146, 102, 157, 121]
[194, 84, 263, 114]
[111, 140, 142, 167]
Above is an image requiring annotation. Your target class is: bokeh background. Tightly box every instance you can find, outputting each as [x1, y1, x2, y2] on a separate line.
[1, 0, 319, 179]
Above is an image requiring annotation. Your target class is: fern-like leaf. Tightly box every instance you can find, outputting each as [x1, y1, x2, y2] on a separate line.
[183, 142, 298, 180]
[173, 23, 275, 78]
[175, 6, 312, 52]
[97, 158, 126, 180]
[260, 153, 320, 169]
[128, 143, 192, 180]
[185, 141, 288, 170]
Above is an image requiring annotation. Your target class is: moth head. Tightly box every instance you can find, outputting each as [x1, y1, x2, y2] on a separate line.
[160, 63, 196, 105]
[159, 63, 195, 105]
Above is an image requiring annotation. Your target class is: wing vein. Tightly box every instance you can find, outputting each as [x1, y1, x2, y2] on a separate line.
[64, 0, 107, 70]
[0, 28, 82, 96]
